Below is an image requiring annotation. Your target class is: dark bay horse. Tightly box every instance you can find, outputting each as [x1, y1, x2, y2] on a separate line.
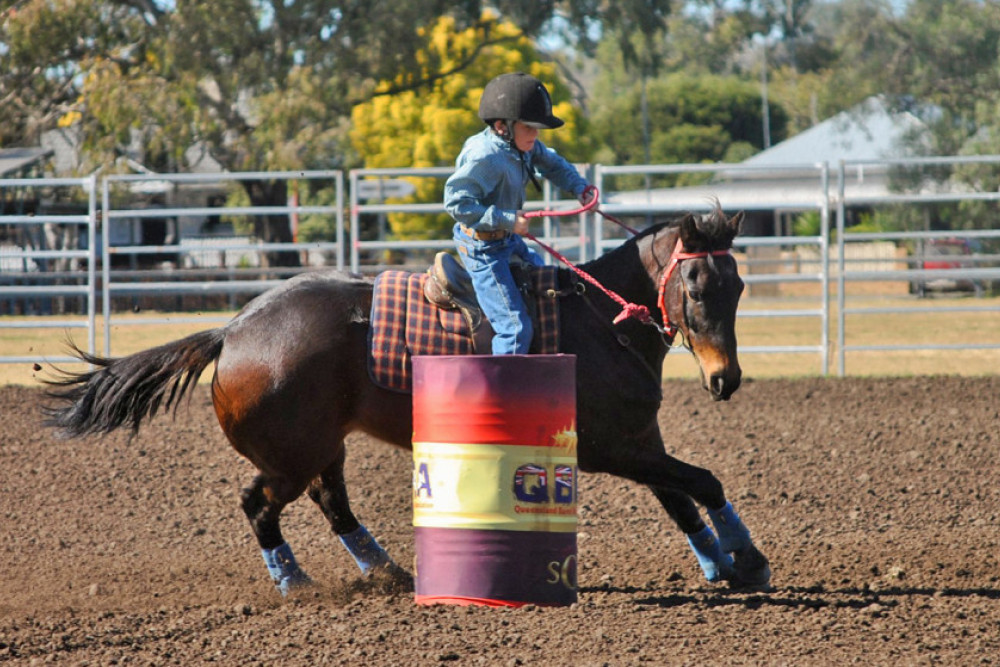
[44, 207, 770, 595]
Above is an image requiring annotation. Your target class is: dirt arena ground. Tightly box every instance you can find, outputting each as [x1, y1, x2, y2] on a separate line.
[1, 375, 998, 665]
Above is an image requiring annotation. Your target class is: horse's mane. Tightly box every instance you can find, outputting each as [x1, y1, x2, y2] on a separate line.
[628, 201, 735, 250]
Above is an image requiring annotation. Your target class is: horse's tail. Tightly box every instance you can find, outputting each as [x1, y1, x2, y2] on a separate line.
[43, 328, 226, 439]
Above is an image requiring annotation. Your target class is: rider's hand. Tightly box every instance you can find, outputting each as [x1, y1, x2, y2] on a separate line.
[513, 214, 529, 236]
[578, 185, 597, 207]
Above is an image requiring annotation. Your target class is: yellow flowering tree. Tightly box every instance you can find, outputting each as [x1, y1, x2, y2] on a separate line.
[350, 13, 592, 240]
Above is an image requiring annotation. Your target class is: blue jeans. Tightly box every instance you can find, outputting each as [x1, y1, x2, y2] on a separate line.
[453, 224, 544, 355]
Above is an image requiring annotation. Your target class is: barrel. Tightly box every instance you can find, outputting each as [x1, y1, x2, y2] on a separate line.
[411, 354, 578, 607]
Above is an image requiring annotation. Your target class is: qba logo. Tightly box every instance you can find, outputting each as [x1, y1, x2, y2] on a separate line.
[513, 464, 576, 504]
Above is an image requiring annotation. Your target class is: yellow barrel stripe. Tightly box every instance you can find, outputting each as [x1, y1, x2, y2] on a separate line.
[413, 441, 578, 532]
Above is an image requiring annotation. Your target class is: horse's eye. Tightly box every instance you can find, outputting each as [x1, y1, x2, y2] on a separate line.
[682, 264, 703, 302]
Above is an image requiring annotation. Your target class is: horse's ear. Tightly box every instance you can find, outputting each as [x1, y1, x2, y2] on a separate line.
[726, 211, 744, 243]
[678, 213, 701, 248]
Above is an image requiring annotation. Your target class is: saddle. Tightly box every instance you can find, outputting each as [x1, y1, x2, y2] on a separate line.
[422, 252, 541, 356]
[368, 253, 560, 393]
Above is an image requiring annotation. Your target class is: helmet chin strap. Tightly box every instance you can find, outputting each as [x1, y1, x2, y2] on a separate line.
[493, 119, 543, 193]
[497, 119, 515, 143]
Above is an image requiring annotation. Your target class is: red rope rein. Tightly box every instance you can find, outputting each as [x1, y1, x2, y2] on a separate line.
[523, 231, 654, 326]
[522, 186, 731, 336]
[522, 186, 654, 327]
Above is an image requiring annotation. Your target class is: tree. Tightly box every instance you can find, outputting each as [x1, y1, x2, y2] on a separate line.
[349, 13, 592, 240]
[875, 0, 1000, 234]
[754, 0, 818, 72]
[1, 0, 671, 263]
[590, 72, 787, 188]
[0, 0, 150, 150]
[772, 0, 894, 131]
[679, 0, 829, 75]
[669, 1, 890, 139]
[878, 0, 1000, 155]
[661, 4, 764, 76]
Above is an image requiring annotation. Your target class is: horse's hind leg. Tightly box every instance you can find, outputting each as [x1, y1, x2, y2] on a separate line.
[307, 446, 397, 576]
[241, 474, 312, 595]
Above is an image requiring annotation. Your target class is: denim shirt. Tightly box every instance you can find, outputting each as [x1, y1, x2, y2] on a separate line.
[444, 128, 588, 233]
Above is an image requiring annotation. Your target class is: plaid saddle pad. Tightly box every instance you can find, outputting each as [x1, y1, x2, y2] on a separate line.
[368, 268, 561, 392]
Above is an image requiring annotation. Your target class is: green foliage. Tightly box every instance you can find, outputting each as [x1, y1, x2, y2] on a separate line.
[590, 72, 786, 189]
[878, 0, 1000, 158]
[849, 213, 881, 235]
[560, 0, 671, 74]
[846, 0, 1000, 233]
[220, 186, 253, 236]
[0, 0, 147, 147]
[2, 0, 669, 157]
[850, 206, 932, 243]
[661, 8, 763, 75]
[295, 184, 340, 243]
[768, 66, 862, 136]
[722, 141, 758, 164]
[793, 211, 821, 237]
[951, 157, 1000, 243]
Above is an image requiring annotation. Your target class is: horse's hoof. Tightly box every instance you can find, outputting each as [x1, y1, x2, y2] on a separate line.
[380, 562, 415, 586]
[362, 562, 414, 594]
[729, 545, 772, 591]
[277, 571, 314, 597]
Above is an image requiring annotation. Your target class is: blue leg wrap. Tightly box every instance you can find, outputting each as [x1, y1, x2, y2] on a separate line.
[339, 525, 394, 576]
[261, 542, 311, 596]
[686, 524, 734, 582]
[708, 501, 753, 554]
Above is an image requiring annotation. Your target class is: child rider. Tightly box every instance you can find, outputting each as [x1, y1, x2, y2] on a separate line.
[444, 72, 593, 355]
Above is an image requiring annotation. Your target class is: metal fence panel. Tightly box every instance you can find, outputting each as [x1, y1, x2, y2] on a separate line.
[3, 159, 1000, 376]
[99, 170, 345, 355]
[0, 175, 98, 364]
[835, 157, 1000, 375]
[596, 162, 833, 374]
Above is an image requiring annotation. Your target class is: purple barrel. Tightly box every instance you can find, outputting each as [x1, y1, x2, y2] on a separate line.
[411, 354, 578, 607]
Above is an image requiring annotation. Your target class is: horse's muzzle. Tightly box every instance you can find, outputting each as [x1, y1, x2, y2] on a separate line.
[707, 371, 741, 401]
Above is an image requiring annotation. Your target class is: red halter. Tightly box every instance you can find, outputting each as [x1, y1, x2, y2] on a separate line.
[656, 238, 732, 339]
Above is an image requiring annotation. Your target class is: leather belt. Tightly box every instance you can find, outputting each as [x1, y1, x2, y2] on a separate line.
[461, 225, 509, 241]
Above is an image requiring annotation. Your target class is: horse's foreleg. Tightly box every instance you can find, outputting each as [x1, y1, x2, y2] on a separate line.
[588, 446, 770, 588]
[241, 474, 312, 595]
[649, 486, 734, 583]
[707, 501, 752, 553]
[307, 449, 397, 577]
[707, 501, 771, 588]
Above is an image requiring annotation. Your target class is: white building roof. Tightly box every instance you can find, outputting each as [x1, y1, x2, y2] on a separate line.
[741, 96, 926, 168]
[606, 96, 930, 213]
[0, 147, 54, 177]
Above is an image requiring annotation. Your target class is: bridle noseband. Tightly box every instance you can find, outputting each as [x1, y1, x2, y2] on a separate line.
[656, 237, 732, 340]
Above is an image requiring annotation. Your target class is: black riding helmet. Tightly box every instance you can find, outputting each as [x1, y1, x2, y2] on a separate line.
[478, 72, 565, 129]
